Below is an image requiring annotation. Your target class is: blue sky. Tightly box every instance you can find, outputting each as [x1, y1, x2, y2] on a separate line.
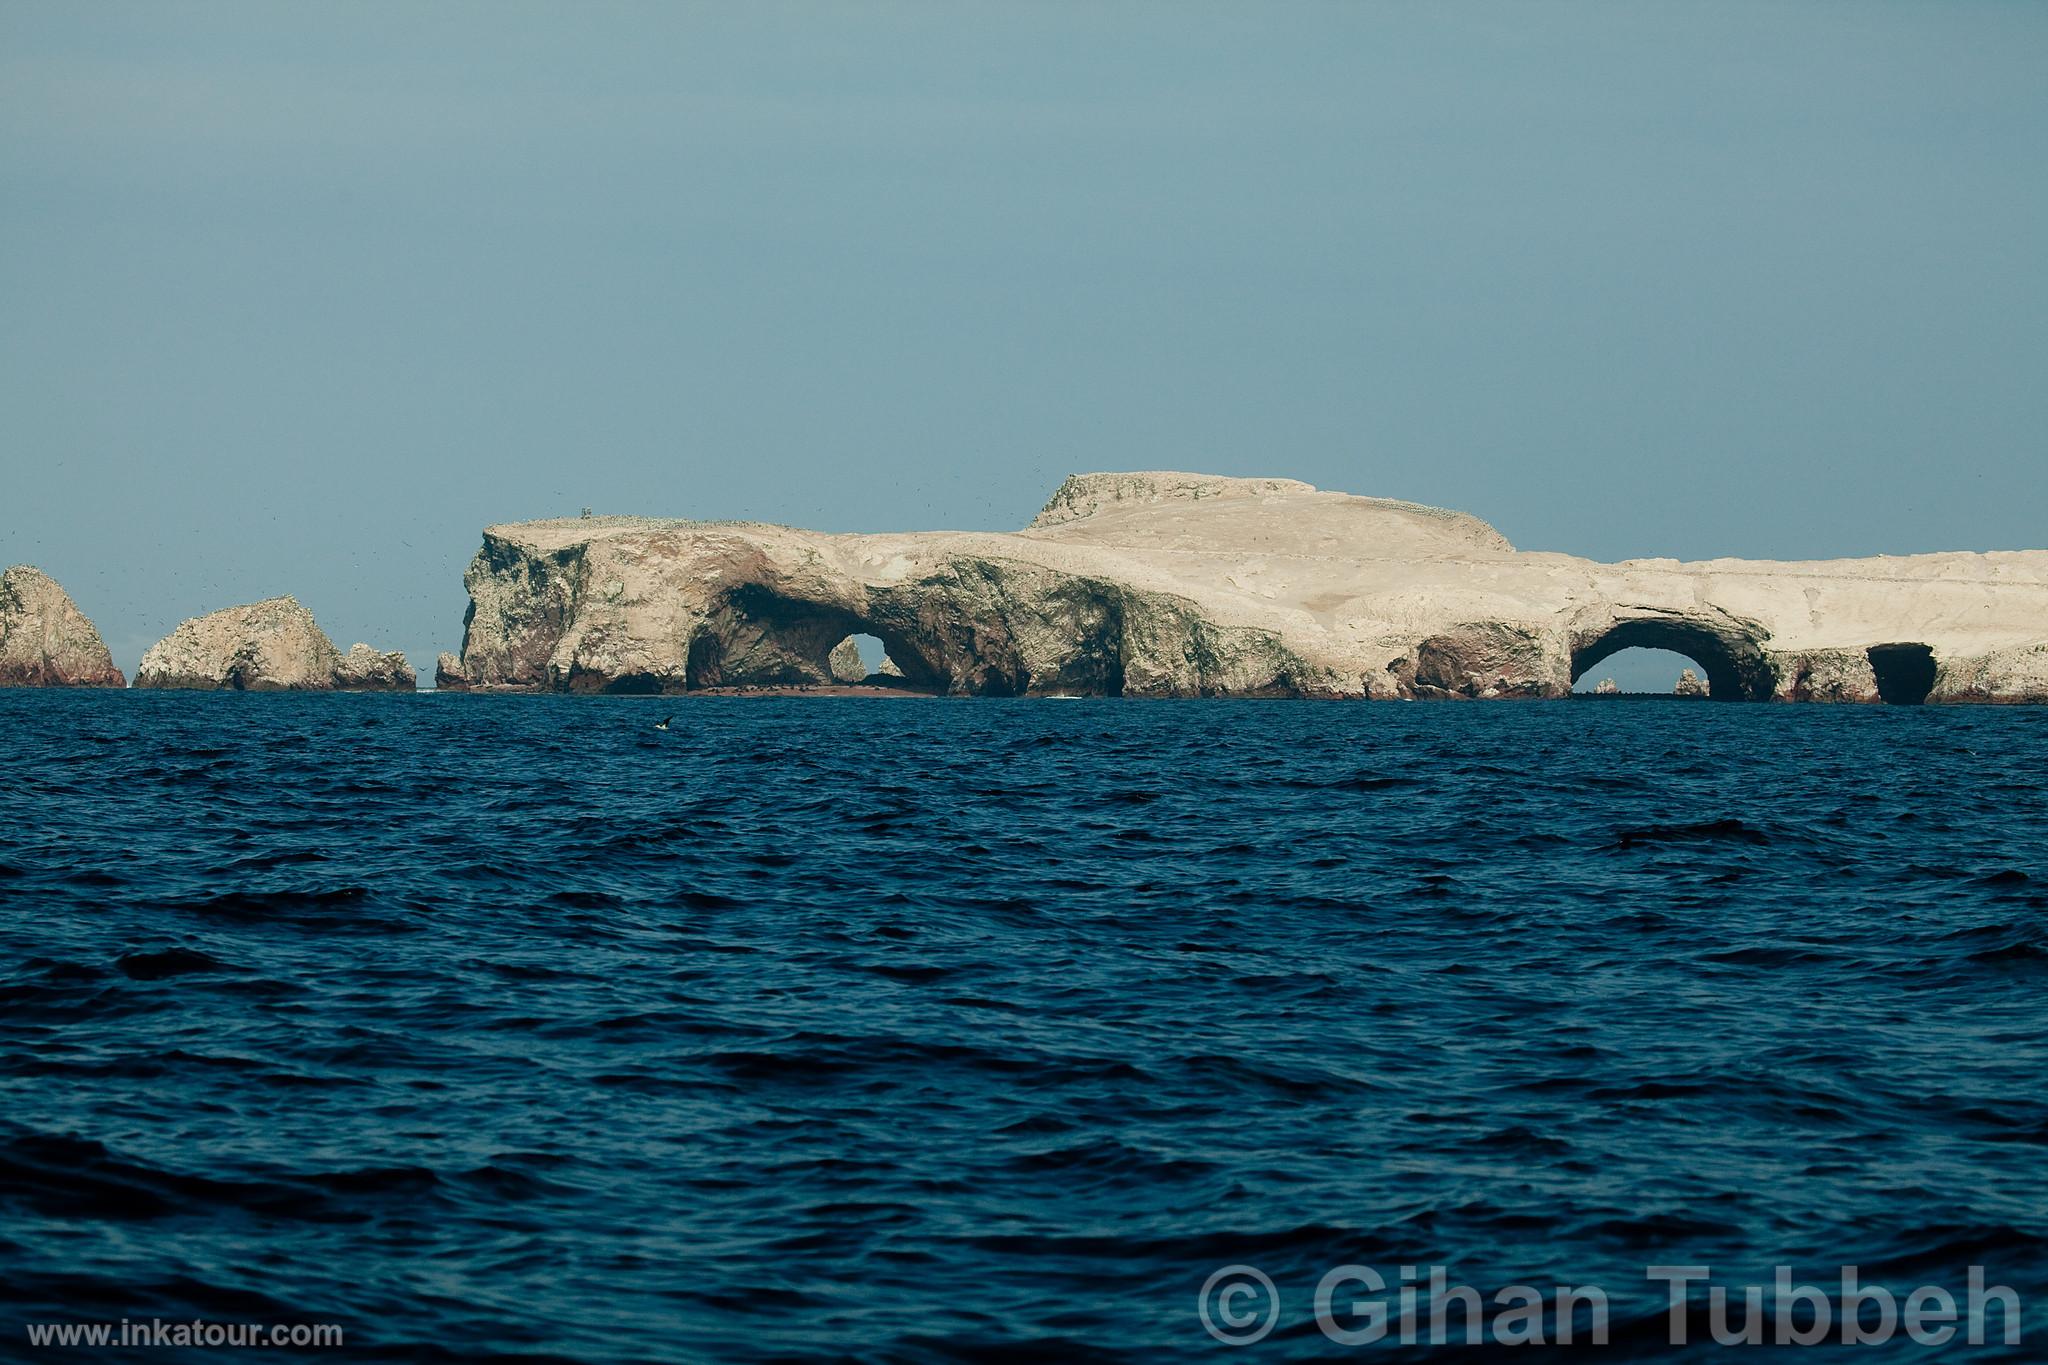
[5, 2, 2044, 685]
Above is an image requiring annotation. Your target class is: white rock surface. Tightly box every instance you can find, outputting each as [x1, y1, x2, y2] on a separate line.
[827, 636, 867, 684]
[0, 565, 124, 687]
[437, 472, 2048, 702]
[137, 597, 414, 691]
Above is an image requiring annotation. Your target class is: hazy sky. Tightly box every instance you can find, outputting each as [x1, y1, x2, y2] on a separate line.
[5, 2, 2044, 682]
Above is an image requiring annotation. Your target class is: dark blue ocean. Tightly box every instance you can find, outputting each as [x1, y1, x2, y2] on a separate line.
[2, 693, 2045, 1361]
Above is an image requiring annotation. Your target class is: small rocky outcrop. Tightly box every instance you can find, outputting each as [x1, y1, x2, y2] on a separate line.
[827, 637, 867, 683]
[1674, 668, 1709, 698]
[434, 651, 470, 690]
[1595, 678, 1619, 695]
[0, 565, 125, 687]
[136, 596, 413, 691]
[336, 643, 415, 690]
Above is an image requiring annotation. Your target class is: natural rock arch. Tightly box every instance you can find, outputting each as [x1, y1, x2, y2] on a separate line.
[1569, 615, 1776, 701]
[683, 584, 947, 691]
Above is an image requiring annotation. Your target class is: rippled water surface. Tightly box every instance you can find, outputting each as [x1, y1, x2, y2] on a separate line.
[3, 693, 2045, 1360]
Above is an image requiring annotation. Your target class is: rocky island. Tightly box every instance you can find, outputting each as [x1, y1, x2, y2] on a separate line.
[0, 565, 126, 688]
[136, 596, 414, 691]
[431, 473, 2048, 703]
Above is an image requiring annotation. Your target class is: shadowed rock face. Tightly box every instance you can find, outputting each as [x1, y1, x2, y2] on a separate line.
[437, 472, 2048, 702]
[137, 597, 414, 691]
[0, 566, 125, 688]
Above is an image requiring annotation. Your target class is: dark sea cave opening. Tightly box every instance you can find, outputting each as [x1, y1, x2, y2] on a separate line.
[1867, 643, 1937, 705]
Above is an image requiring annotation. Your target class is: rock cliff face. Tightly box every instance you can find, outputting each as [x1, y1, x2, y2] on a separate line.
[0, 566, 125, 687]
[136, 597, 414, 691]
[437, 472, 2048, 703]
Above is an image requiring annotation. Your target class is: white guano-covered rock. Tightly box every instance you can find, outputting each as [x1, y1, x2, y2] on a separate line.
[435, 471, 2048, 703]
[0, 565, 125, 687]
[137, 596, 413, 691]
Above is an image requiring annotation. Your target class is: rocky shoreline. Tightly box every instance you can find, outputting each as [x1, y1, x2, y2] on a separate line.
[8, 471, 2048, 700]
[433, 472, 2048, 704]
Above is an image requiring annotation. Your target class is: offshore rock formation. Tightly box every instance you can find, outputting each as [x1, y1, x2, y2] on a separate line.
[1674, 668, 1710, 698]
[827, 637, 867, 684]
[437, 472, 2048, 703]
[137, 596, 414, 691]
[0, 565, 125, 687]
[335, 642, 417, 691]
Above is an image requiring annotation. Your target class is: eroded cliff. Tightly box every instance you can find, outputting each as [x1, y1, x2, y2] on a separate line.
[0, 566, 125, 688]
[437, 473, 2048, 703]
